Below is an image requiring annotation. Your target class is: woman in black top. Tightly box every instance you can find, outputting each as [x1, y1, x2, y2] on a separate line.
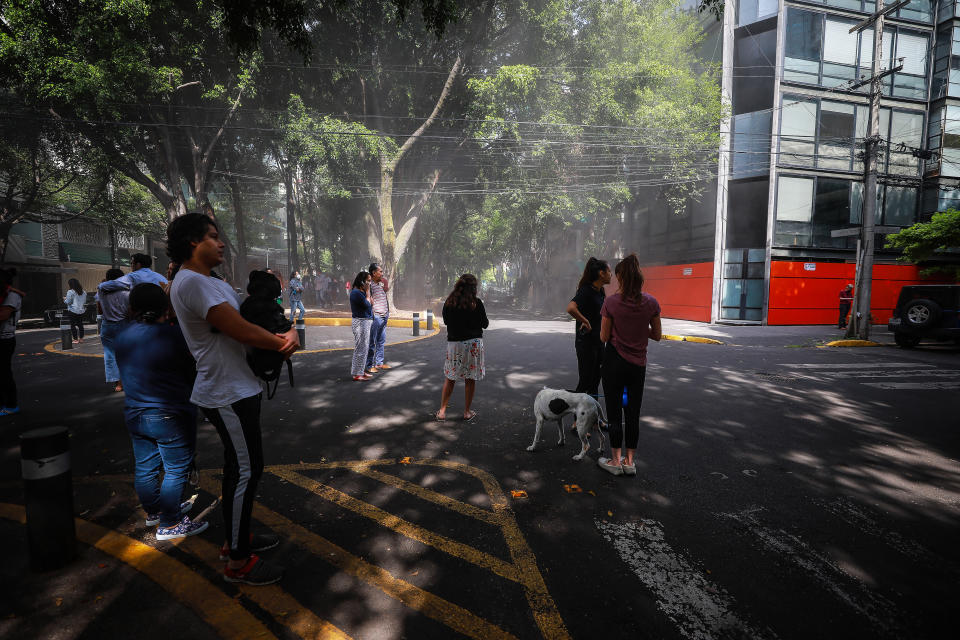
[566, 257, 610, 396]
[436, 274, 488, 421]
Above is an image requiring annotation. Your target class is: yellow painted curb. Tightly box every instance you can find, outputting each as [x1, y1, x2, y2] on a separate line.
[824, 339, 883, 347]
[45, 325, 442, 359]
[662, 334, 724, 345]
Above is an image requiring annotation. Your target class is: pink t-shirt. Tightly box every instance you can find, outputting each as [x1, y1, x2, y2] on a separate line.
[601, 292, 661, 366]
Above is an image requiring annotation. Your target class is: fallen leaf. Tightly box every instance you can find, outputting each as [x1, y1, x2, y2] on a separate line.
[587, 490, 596, 496]
[55, 597, 63, 607]
[95, 596, 104, 602]
[399, 457, 412, 464]
[607, 511, 613, 517]
[511, 490, 528, 499]
[410, 570, 419, 576]
[97, 563, 106, 569]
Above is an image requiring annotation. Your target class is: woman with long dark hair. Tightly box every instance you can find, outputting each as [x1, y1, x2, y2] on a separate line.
[598, 254, 661, 477]
[566, 257, 610, 397]
[349, 271, 374, 381]
[436, 274, 488, 421]
[64, 278, 87, 344]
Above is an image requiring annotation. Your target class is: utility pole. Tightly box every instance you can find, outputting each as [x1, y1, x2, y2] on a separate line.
[847, 0, 908, 340]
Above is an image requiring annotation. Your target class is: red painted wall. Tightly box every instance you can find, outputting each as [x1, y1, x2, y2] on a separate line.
[633, 262, 714, 322]
[767, 261, 954, 325]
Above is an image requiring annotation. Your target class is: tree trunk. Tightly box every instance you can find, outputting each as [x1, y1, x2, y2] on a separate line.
[283, 168, 299, 275]
[228, 173, 248, 283]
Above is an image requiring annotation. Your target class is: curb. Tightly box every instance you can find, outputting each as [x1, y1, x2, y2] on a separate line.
[662, 334, 725, 345]
[303, 317, 436, 329]
[823, 339, 884, 347]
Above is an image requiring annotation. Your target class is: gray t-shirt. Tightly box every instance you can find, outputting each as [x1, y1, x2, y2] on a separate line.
[1, 291, 22, 339]
[169, 269, 261, 408]
[98, 288, 130, 322]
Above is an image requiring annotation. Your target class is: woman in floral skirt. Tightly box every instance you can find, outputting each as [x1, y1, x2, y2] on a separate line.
[436, 274, 488, 421]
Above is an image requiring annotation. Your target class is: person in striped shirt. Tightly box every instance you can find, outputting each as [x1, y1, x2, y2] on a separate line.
[365, 263, 392, 373]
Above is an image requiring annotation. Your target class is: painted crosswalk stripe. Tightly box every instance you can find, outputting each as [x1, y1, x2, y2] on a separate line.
[596, 518, 776, 640]
[782, 363, 934, 369]
[861, 381, 960, 389]
[719, 508, 904, 638]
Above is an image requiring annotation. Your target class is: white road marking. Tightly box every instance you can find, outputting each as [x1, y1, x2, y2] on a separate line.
[782, 363, 934, 369]
[816, 369, 960, 379]
[815, 498, 948, 567]
[862, 381, 960, 390]
[719, 508, 903, 638]
[596, 518, 777, 640]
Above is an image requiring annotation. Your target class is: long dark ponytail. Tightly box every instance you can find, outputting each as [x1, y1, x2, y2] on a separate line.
[577, 257, 609, 289]
[68, 278, 84, 296]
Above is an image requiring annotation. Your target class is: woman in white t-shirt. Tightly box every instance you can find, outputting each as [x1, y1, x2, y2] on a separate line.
[0, 268, 23, 417]
[64, 278, 87, 344]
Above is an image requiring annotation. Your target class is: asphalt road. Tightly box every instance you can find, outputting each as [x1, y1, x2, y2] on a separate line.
[1, 315, 958, 640]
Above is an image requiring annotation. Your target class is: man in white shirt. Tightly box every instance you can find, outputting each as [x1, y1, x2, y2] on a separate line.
[168, 213, 298, 586]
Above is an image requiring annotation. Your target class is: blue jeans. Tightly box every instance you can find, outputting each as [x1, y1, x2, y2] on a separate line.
[100, 320, 127, 382]
[366, 314, 388, 367]
[126, 408, 197, 527]
[290, 299, 305, 321]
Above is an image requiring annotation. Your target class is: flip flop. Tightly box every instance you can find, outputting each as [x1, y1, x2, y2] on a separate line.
[434, 411, 447, 421]
[463, 410, 477, 421]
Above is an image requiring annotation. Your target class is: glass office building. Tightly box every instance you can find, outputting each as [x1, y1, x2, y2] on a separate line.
[707, 0, 955, 324]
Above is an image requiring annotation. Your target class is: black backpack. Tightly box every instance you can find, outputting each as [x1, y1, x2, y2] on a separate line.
[239, 271, 295, 399]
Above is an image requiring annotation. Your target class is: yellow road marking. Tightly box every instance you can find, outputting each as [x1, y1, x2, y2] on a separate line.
[414, 460, 572, 640]
[273, 468, 521, 583]
[180, 536, 353, 640]
[0, 503, 275, 640]
[43, 340, 103, 358]
[192, 474, 517, 640]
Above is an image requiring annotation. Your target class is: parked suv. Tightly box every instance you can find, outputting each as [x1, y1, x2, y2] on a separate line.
[887, 285, 960, 348]
[43, 293, 98, 326]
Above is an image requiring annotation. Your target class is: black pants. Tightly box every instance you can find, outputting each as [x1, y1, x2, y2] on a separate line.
[601, 343, 646, 450]
[0, 337, 16, 409]
[574, 340, 603, 396]
[839, 302, 851, 328]
[202, 394, 263, 561]
[68, 311, 85, 340]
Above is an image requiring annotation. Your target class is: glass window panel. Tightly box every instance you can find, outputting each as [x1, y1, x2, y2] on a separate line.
[746, 263, 765, 278]
[720, 308, 742, 320]
[724, 263, 743, 279]
[896, 32, 929, 75]
[777, 177, 814, 222]
[826, 0, 865, 10]
[722, 280, 744, 308]
[850, 182, 882, 224]
[738, 0, 758, 26]
[859, 30, 893, 69]
[781, 99, 817, 137]
[747, 248, 766, 262]
[942, 105, 960, 177]
[775, 220, 813, 246]
[785, 9, 823, 62]
[819, 102, 855, 170]
[732, 111, 772, 177]
[824, 19, 859, 63]
[744, 308, 763, 321]
[725, 249, 744, 263]
[757, 0, 777, 19]
[898, 0, 933, 22]
[883, 186, 917, 226]
[744, 280, 765, 307]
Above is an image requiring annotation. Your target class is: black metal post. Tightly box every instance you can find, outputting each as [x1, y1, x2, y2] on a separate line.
[20, 427, 76, 571]
[296, 319, 305, 349]
[426, 309, 434, 330]
[413, 312, 420, 336]
[59, 314, 72, 351]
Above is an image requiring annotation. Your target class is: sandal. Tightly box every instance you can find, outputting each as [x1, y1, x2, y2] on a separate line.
[434, 411, 447, 421]
[463, 410, 477, 421]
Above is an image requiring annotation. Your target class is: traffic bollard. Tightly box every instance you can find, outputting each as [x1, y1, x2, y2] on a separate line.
[296, 319, 305, 349]
[59, 315, 73, 351]
[96, 314, 103, 336]
[426, 309, 434, 330]
[413, 312, 420, 336]
[20, 427, 76, 572]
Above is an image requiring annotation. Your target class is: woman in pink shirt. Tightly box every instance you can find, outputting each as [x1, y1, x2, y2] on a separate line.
[598, 254, 662, 477]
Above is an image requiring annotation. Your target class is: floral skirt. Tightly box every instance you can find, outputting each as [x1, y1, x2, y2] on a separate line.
[444, 338, 485, 381]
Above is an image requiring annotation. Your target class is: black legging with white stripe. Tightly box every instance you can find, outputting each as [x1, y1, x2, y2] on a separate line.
[202, 394, 263, 560]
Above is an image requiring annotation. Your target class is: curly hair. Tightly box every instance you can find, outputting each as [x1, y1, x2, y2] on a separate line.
[614, 254, 645, 303]
[444, 273, 479, 310]
[166, 213, 217, 264]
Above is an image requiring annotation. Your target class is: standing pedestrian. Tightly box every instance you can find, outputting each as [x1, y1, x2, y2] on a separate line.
[365, 263, 391, 373]
[168, 213, 298, 586]
[436, 274, 488, 421]
[114, 283, 205, 540]
[350, 272, 374, 381]
[566, 257, 610, 397]
[838, 284, 854, 329]
[64, 278, 88, 344]
[99, 253, 168, 292]
[0, 268, 22, 417]
[98, 268, 130, 393]
[289, 271, 305, 321]
[598, 254, 661, 477]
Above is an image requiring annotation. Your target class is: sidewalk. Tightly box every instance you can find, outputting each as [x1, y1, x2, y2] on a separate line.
[659, 319, 896, 347]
